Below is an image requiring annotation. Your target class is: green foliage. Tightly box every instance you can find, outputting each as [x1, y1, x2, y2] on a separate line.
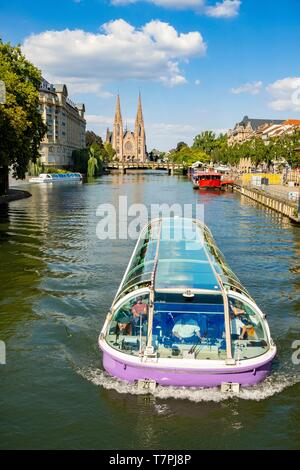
[103, 142, 116, 163]
[72, 148, 89, 174]
[28, 157, 44, 176]
[87, 144, 100, 177]
[0, 39, 46, 179]
[149, 148, 166, 161]
[176, 141, 188, 152]
[169, 145, 210, 168]
[193, 131, 226, 156]
[191, 129, 300, 169]
[46, 168, 73, 174]
[85, 130, 103, 148]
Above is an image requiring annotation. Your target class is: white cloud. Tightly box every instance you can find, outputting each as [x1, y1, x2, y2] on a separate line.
[22, 19, 206, 93]
[111, 0, 242, 17]
[230, 80, 263, 95]
[267, 77, 300, 112]
[149, 122, 197, 150]
[111, 0, 204, 8]
[205, 0, 241, 18]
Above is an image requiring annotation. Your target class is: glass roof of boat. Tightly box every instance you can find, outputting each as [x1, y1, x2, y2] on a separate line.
[154, 218, 220, 291]
[115, 218, 248, 301]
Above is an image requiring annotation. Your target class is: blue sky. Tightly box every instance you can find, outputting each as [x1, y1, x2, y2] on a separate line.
[1, 0, 300, 150]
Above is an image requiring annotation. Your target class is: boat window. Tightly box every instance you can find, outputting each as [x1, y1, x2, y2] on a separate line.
[154, 292, 223, 304]
[228, 296, 269, 361]
[151, 301, 226, 361]
[117, 222, 160, 296]
[105, 294, 150, 356]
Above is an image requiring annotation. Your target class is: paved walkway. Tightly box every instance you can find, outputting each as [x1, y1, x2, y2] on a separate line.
[247, 184, 300, 205]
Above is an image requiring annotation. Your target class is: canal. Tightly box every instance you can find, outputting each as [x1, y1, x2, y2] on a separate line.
[0, 173, 300, 450]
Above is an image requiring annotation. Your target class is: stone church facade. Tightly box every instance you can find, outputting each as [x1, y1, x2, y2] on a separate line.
[106, 94, 147, 162]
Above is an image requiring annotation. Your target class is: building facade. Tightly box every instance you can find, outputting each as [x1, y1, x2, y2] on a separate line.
[39, 79, 86, 167]
[106, 94, 147, 162]
[227, 116, 285, 146]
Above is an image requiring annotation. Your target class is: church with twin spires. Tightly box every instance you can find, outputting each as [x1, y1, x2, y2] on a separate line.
[106, 94, 147, 163]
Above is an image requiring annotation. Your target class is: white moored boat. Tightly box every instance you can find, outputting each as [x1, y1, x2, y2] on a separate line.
[29, 173, 82, 183]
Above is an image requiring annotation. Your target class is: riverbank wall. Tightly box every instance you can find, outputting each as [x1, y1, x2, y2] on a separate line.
[0, 189, 32, 205]
[234, 185, 300, 224]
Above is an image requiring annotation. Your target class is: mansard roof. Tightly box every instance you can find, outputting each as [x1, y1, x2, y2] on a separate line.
[239, 115, 284, 131]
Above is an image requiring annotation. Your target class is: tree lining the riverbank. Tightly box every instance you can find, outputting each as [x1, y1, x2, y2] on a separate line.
[72, 140, 116, 176]
[0, 39, 46, 195]
[168, 130, 300, 169]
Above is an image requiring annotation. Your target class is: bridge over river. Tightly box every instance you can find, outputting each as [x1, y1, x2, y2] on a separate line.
[106, 161, 186, 175]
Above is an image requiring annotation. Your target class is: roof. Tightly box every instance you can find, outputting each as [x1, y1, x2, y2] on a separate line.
[196, 172, 221, 177]
[53, 84, 68, 96]
[155, 219, 220, 291]
[76, 103, 85, 112]
[240, 115, 285, 131]
[116, 218, 247, 299]
[283, 120, 300, 126]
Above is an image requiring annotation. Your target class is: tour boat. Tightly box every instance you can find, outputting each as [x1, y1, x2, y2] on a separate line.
[99, 218, 276, 390]
[197, 171, 222, 190]
[192, 174, 201, 189]
[29, 173, 82, 183]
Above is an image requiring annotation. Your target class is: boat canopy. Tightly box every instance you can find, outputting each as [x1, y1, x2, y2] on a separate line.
[47, 173, 82, 179]
[115, 218, 249, 303]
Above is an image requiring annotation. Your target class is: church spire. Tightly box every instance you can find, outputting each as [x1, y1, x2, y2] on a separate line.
[135, 92, 144, 123]
[134, 92, 146, 162]
[112, 94, 124, 162]
[114, 94, 123, 124]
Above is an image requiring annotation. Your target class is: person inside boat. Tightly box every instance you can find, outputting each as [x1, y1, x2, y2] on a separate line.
[114, 308, 133, 336]
[229, 301, 257, 340]
[229, 300, 245, 317]
[131, 296, 148, 335]
[172, 315, 202, 343]
[230, 311, 247, 340]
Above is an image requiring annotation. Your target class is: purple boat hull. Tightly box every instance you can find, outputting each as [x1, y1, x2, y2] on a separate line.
[102, 349, 275, 388]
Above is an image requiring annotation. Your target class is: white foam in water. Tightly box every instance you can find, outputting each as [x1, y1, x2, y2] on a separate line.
[77, 366, 300, 403]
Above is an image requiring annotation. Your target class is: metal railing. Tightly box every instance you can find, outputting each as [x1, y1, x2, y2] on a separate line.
[246, 183, 299, 207]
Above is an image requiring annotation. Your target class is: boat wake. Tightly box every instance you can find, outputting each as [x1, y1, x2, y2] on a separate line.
[77, 366, 300, 403]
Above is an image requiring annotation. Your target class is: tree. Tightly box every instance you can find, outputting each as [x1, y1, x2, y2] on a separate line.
[169, 145, 210, 168]
[148, 148, 166, 162]
[85, 130, 103, 148]
[0, 39, 46, 194]
[193, 131, 218, 155]
[103, 142, 116, 163]
[72, 148, 89, 174]
[176, 141, 188, 152]
[87, 145, 99, 177]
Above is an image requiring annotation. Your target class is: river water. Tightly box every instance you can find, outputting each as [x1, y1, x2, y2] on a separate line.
[0, 173, 300, 450]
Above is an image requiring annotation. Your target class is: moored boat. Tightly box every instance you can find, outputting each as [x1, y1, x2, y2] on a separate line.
[99, 218, 276, 390]
[197, 171, 222, 190]
[29, 173, 82, 183]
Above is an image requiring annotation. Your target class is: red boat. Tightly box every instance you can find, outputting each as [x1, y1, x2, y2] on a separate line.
[197, 172, 222, 190]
